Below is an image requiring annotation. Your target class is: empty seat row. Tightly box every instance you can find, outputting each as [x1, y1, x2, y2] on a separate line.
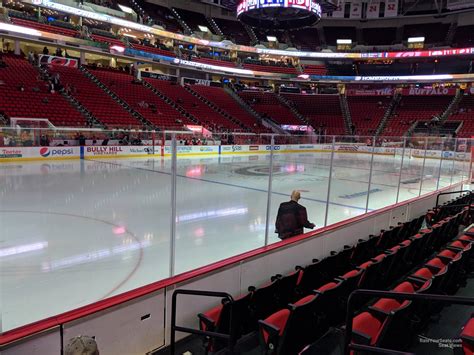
[238, 91, 303, 125]
[351, 217, 473, 353]
[0, 55, 86, 127]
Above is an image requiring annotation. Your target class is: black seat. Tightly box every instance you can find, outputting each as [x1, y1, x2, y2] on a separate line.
[198, 292, 253, 352]
[259, 293, 325, 355]
[296, 260, 333, 296]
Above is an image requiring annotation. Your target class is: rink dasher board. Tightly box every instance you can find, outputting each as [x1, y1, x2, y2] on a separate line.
[0, 144, 470, 162]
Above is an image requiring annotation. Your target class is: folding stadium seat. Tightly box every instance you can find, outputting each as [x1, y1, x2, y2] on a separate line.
[411, 266, 449, 292]
[459, 314, 474, 355]
[409, 215, 427, 236]
[437, 217, 459, 247]
[336, 268, 365, 311]
[444, 252, 468, 294]
[404, 231, 433, 266]
[260, 277, 359, 355]
[314, 280, 347, 327]
[350, 295, 414, 354]
[450, 239, 474, 254]
[385, 242, 411, 280]
[350, 311, 388, 354]
[366, 293, 413, 350]
[272, 270, 302, 309]
[357, 254, 387, 290]
[258, 294, 324, 355]
[376, 248, 400, 288]
[350, 235, 379, 265]
[376, 225, 403, 251]
[249, 271, 301, 327]
[425, 257, 450, 272]
[198, 292, 253, 351]
[459, 234, 474, 244]
[296, 260, 334, 296]
[438, 248, 463, 261]
[395, 278, 433, 330]
[248, 278, 282, 328]
[317, 246, 354, 279]
[338, 269, 364, 296]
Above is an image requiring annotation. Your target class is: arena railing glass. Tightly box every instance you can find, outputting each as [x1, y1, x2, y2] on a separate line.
[0, 126, 471, 333]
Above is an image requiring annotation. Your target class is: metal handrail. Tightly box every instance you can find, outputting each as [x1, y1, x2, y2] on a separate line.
[435, 190, 471, 208]
[344, 289, 474, 355]
[171, 289, 235, 355]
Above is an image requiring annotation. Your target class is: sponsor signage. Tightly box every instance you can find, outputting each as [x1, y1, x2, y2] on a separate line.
[183, 77, 212, 86]
[337, 145, 359, 152]
[281, 125, 311, 131]
[0, 144, 470, 161]
[40, 147, 74, 157]
[140, 71, 177, 82]
[402, 88, 457, 96]
[0, 148, 22, 158]
[266, 145, 281, 151]
[346, 88, 394, 96]
[177, 146, 193, 153]
[172, 58, 253, 76]
[129, 147, 154, 154]
[86, 146, 124, 156]
[195, 79, 211, 86]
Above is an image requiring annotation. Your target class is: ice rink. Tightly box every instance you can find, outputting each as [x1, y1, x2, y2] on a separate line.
[0, 151, 468, 331]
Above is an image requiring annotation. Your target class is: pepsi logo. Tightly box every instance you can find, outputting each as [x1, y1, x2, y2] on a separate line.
[40, 147, 50, 157]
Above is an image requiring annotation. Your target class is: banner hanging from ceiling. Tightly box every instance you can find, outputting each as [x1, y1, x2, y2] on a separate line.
[384, 0, 398, 17]
[350, 0, 362, 18]
[366, 0, 380, 18]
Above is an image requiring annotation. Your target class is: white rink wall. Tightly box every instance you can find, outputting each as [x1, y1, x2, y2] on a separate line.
[0, 144, 471, 161]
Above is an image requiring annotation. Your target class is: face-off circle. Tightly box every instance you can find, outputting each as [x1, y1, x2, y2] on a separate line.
[234, 164, 305, 176]
[237, 0, 323, 29]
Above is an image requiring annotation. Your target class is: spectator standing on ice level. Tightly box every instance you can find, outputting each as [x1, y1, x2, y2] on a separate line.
[275, 190, 315, 240]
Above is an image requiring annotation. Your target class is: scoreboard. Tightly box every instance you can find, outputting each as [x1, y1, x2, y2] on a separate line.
[237, 0, 322, 17]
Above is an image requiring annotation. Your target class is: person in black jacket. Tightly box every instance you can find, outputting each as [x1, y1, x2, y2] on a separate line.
[275, 190, 315, 240]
